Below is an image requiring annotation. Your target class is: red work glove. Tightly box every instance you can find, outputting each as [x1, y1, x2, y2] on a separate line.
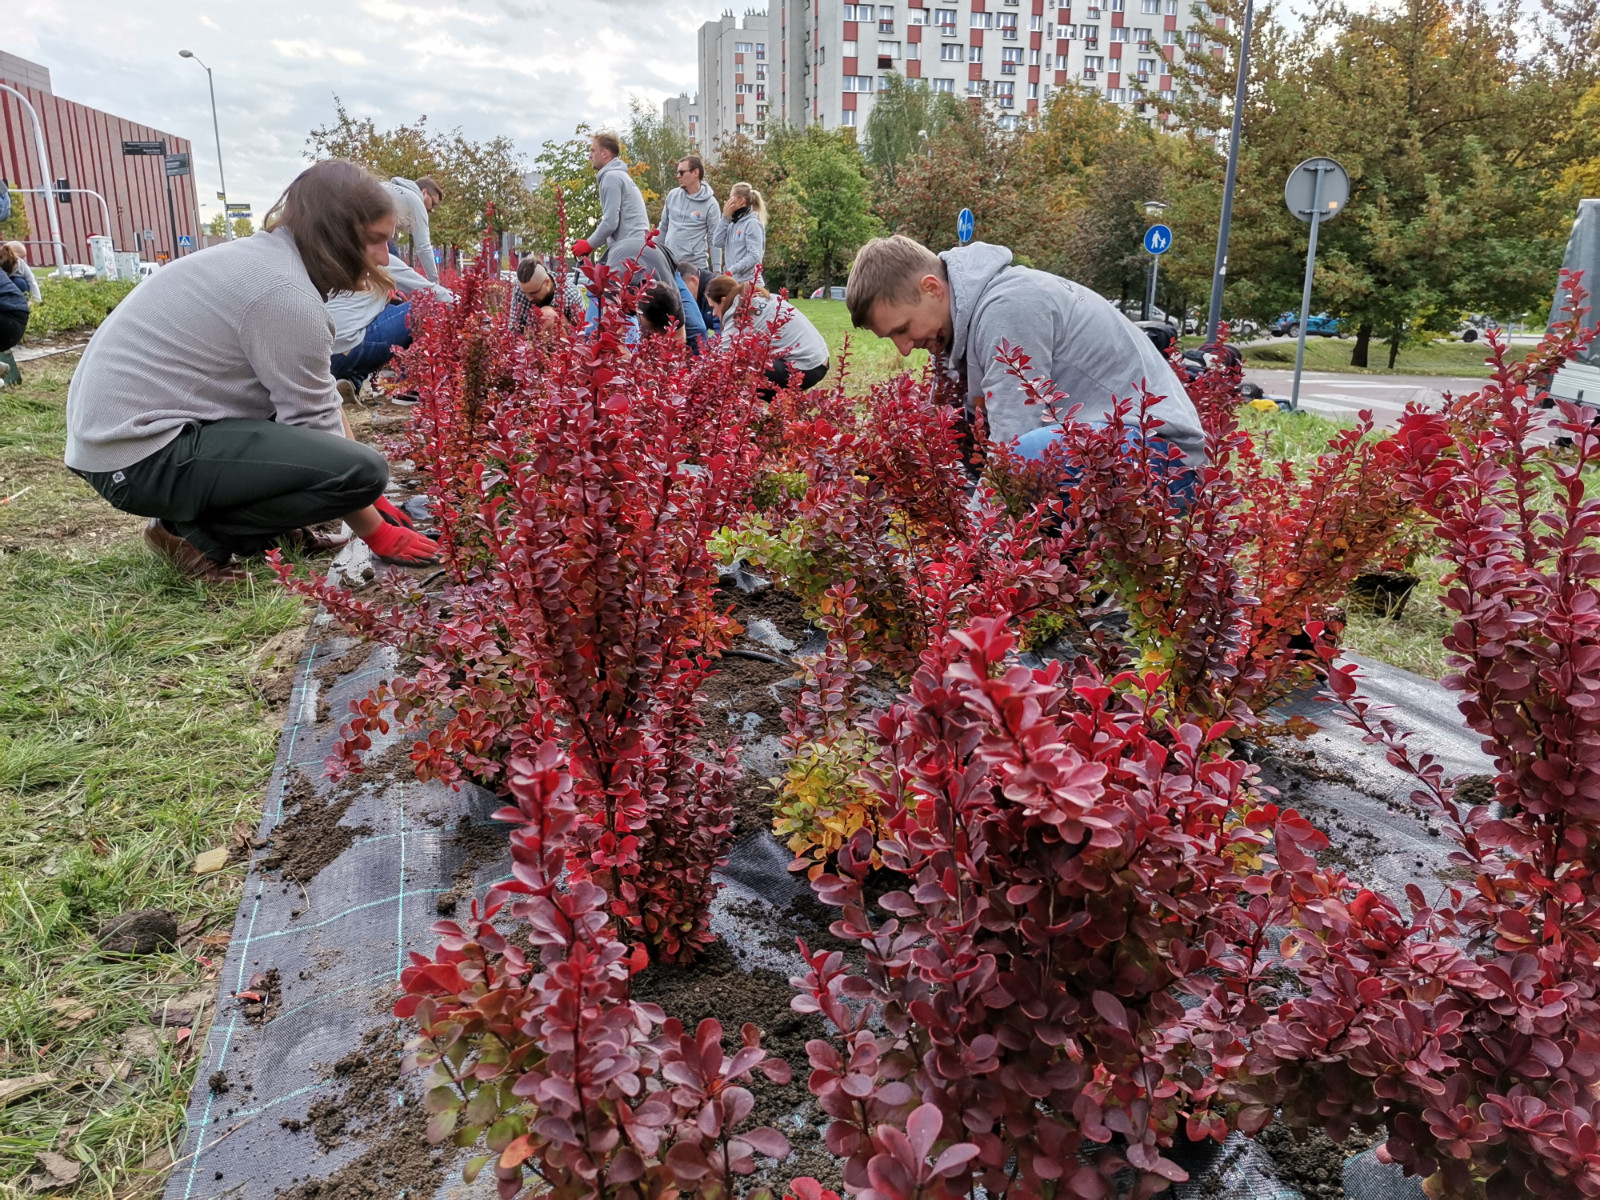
[362, 521, 441, 567]
[374, 495, 414, 529]
[570, 239, 593, 258]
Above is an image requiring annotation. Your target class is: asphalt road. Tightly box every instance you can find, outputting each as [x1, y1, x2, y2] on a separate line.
[1244, 368, 1487, 428]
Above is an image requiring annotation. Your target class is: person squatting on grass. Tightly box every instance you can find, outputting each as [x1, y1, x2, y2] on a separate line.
[845, 234, 1205, 491]
[326, 251, 453, 394]
[0, 244, 31, 352]
[64, 159, 442, 584]
[705, 274, 829, 399]
[383, 175, 444, 283]
[711, 182, 767, 285]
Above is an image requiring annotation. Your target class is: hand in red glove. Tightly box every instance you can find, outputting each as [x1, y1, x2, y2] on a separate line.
[571, 239, 593, 258]
[362, 521, 441, 567]
[374, 495, 414, 529]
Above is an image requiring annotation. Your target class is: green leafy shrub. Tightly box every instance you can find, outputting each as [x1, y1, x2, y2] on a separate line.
[28, 277, 136, 339]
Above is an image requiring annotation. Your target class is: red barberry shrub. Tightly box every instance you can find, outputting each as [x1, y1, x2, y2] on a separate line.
[790, 616, 1337, 1200]
[274, 247, 776, 960]
[400, 743, 794, 1198]
[1234, 291, 1600, 1199]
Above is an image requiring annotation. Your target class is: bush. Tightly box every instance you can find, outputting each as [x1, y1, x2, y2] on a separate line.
[28, 276, 136, 338]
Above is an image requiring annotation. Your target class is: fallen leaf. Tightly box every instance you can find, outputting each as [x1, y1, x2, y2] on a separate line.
[196, 933, 230, 948]
[89, 837, 111, 858]
[191, 848, 229, 875]
[32, 1150, 81, 1188]
[0, 1073, 55, 1106]
[46, 1000, 95, 1028]
[228, 820, 255, 850]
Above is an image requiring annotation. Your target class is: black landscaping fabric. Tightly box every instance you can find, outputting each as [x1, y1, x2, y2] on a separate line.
[163, 546, 1481, 1199]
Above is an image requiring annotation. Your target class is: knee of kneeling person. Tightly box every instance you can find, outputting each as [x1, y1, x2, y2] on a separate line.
[346, 444, 389, 507]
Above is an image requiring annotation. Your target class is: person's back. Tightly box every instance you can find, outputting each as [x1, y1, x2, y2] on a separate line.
[591, 158, 650, 266]
[745, 293, 827, 371]
[67, 229, 337, 472]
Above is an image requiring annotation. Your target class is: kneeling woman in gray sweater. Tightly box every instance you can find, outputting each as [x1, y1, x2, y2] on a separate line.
[65, 160, 439, 583]
[704, 275, 829, 400]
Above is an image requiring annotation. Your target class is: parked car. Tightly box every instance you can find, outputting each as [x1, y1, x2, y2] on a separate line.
[808, 286, 846, 301]
[1269, 311, 1341, 337]
[136, 261, 161, 280]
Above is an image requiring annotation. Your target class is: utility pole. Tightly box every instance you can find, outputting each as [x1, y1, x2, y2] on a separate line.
[1205, 0, 1254, 341]
[0, 82, 67, 271]
[179, 50, 233, 240]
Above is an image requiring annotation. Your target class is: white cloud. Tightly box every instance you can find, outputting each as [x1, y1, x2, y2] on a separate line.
[9, 0, 722, 224]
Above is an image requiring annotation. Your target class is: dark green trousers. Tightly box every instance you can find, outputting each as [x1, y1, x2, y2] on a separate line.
[76, 419, 387, 565]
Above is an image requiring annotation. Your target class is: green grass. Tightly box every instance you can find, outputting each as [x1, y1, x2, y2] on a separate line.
[791, 297, 930, 391]
[0, 356, 307, 1196]
[24, 277, 136, 341]
[1241, 336, 1496, 378]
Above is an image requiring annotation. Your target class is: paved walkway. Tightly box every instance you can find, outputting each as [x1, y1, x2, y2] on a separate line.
[1244, 368, 1486, 427]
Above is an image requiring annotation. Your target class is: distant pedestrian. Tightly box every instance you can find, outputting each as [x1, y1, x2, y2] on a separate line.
[583, 133, 650, 268]
[712, 183, 767, 285]
[65, 160, 441, 583]
[659, 155, 719, 271]
[705, 275, 827, 398]
[326, 252, 453, 394]
[383, 176, 444, 283]
[3, 242, 40, 304]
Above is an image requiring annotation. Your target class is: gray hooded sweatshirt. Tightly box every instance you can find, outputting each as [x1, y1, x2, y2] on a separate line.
[384, 177, 439, 283]
[941, 242, 1204, 462]
[711, 208, 766, 284]
[659, 182, 720, 269]
[588, 158, 651, 267]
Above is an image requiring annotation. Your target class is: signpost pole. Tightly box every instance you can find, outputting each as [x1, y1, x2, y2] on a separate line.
[1289, 167, 1327, 413]
[1146, 255, 1160, 322]
[1205, 0, 1254, 340]
[162, 144, 183, 260]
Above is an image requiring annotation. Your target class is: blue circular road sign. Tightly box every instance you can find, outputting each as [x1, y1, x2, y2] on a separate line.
[957, 207, 975, 245]
[1143, 224, 1173, 255]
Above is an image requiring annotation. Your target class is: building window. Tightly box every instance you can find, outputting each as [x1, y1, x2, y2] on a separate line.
[969, 43, 983, 61]
[1029, 48, 1040, 63]
[879, 40, 901, 57]
[998, 114, 1019, 130]
[936, 8, 957, 34]
[998, 13, 1019, 37]
[909, 7, 927, 22]
[1141, 0, 1160, 10]
[1111, 0, 1125, 10]
[1047, 20, 1055, 35]
[1031, 13, 1043, 29]
[967, 78, 989, 95]
[1187, 29, 1203, 47]
[1028, 81, 1040, 98]
[843, 38, 858, 56]
[932, 76, 955, 91]
[1164, 0, 1178, 11]
[1001, 47, 1022, 72]
[1160, 87, 1174, 99]
[756, 42, 766, 58]
[940, 42, 963, 60]
[1086, 4, 1101, 15]
[1111, 27, 1129, 41]
[880, 15, 895, 33]
[842, 108, 857, 126]
[842, 4, 871, 19]
[970, 11, 991, 27]
[1135, 27, 1152, 48]
[1084, 33, 1100, 48]
[735, 41, 752, 52]
[845, 74, 877, 91]
[995, 80, 1015, 101]
[906, 40, 920, 59]
[881, 73, 897, 89]
[1163, 28, 1177, 43]
[1084, 54, 1103, 70]
[756, 63, 767, 78]
[1045, 52, 1053, 67]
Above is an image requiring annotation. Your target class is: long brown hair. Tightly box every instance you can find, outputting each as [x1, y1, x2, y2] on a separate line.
[263, 160, 395, 298]
[705, 274, 770, 312]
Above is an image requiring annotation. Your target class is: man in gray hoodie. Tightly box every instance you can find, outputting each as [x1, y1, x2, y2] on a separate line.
[844, 234, 1204, 465]
[584, 133, 651, 267]
[658, 155, 719, 270]
[383, 176, 443, 283]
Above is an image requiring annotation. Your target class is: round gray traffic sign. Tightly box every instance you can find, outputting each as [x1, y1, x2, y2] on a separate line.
[1284, 157, 1350, 223]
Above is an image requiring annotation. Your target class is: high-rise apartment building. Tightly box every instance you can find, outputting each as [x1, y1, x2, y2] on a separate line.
[698, 9, 774, 151]
[695, 1, 1220, 141]
[662, 93, 703, 150]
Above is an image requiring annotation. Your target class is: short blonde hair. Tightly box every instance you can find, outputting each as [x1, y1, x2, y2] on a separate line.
[845, 235, 944, 328]
[593, 132, 622, 158]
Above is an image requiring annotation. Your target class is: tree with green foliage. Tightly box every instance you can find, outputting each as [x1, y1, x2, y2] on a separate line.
[780, 128, 881, 293]
[0, 190, 29, 242]
[526, 128, 598, 254]
[205, 213, 253, 238]
[862, 73, 962, 186]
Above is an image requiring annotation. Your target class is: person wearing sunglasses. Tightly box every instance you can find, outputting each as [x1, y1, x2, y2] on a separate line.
[658, 155, 719, 273]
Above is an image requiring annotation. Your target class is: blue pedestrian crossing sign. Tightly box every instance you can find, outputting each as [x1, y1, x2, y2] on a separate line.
[177, 235, 193, 248]
[1143, 224, 1172, 255]
[957, 207, 974, 245]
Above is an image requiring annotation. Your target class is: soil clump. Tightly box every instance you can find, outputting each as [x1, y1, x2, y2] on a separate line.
[239, 968, 281, 1025]
[261, 769, 373, 883]
[1258, 1121, 1381, 1199]
[96, 909, 178, 956]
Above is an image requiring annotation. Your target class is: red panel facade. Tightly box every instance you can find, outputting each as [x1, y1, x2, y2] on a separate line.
[0, 69, 200, 267]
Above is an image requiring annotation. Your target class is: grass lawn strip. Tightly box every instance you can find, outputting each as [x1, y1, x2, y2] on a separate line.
[0, 354, 307, 1197]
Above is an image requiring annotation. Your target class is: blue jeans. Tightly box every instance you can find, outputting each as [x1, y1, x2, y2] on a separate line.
[1014, 419, 1198, 508]
[330, 301, 412, 392]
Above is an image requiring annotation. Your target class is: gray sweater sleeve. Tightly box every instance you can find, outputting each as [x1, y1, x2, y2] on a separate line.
[19, 261, 40, 303]
[392, 185, 438, 283]
[237, 289, 345, 438]
[589, 171, 622, 250]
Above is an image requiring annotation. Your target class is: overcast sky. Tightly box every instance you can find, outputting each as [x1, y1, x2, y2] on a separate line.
[11, 0, 724, 224]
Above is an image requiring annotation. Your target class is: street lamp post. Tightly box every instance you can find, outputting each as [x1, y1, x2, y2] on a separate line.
[1205, 0, 1255, 341]
[0, 82, 68, 272]
[178, 50, 232, 241]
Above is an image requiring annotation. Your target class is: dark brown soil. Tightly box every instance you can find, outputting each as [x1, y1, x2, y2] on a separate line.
[208, 1070, 229, 1094]
[274, 1024, 446, 1199]
[1258, 1121, 1381, 1199]
[1453, 773, 1496, 807]
[435, 813, 511, 915]
[312, 640, 375, 685]
[261, 769, 373, 883]
[239, 969, 281, 1025]
[701, 653, 796, 731]
[732, 773, 779, 838]
[96, 909, 178, 956]
[718, 586, 814, 646]
[632, 939, 839, 1192]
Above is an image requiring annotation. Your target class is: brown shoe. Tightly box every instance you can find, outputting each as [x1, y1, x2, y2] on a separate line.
[277, 526, 352, 555]
[143, 519, 249, 584]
